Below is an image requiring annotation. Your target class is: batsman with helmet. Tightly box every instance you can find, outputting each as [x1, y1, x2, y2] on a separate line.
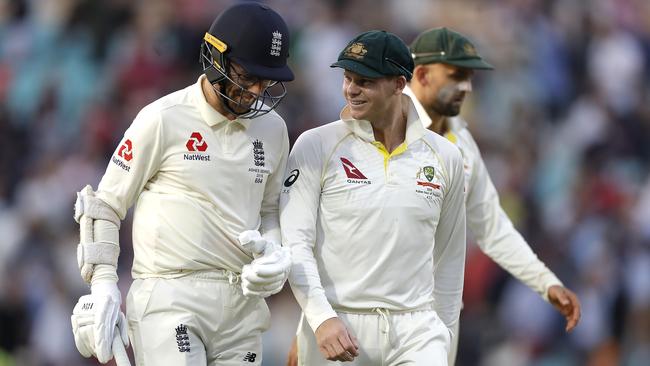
[70, 3, 293, 365]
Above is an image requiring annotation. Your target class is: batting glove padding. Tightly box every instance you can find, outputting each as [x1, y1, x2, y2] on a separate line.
[238, 230, 280, 258]
[71, 282, 129, 363]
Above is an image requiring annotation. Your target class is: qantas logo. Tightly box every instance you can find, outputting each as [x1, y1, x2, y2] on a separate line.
[117, 139, 133, 161]
[186, 132, 208, 152]
[340, 157, 371, 184]
[340, 157, 367, 179]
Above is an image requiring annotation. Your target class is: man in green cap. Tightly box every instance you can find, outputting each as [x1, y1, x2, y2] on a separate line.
[280, 30, 467, 365]
[407, 27, 582, 365]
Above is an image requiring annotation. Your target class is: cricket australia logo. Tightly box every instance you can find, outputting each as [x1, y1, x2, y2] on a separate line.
[423, 166, 435, 182]
[344, 42, 367, 60]
[270, 31, 282, 57]
[253, 139, 265, 167]
[175, 324, 190, 353]
[416, 165, 440, 189]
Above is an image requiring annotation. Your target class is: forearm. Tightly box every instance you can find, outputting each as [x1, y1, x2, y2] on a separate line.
[433, 249, 465, 332]
[260, 212, 282, 245]
[472, 211, 562, 301]
[289, 244, 337, 332]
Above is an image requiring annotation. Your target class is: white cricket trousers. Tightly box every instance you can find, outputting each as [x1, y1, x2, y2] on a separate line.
[126, 270, 270, 366]
[296, 307, 451, 366]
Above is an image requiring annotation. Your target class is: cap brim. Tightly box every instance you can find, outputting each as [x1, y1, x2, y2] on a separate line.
[330, 59, 384, 78]
[235, 57, 295, 82]
[445, 58, 494, 70]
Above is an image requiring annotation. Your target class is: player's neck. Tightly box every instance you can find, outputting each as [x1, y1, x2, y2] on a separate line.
[371, 97, 408, 153]
[428, 114, 449, 135]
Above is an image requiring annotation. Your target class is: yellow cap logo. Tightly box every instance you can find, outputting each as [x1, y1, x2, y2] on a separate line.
[344, 42, 368, 60]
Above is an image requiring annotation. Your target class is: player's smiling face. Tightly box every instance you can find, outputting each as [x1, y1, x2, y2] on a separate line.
[422, 64, 474, 117]
[223, 62, 272, 114]
[342, 70, 399, 122]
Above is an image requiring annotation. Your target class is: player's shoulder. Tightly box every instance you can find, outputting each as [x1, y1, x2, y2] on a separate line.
[449, 116, 480, 152]
[294, 120, 350, 152]
[250, 108, 288, 133]
[421, 128, 462, 161]
[134, 84, 194, 125]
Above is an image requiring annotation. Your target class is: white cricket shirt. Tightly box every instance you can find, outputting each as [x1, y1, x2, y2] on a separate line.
[96, 75, 289, 278]
[280, 95, 467, 333]
[404, 86, 562, 300]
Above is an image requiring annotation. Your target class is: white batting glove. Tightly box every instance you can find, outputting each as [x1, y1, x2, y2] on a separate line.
[71, 282, 129, 363]
[237, 230, 291, 297]
[238, 230, 281, 258]
[241, 247, 292, 297]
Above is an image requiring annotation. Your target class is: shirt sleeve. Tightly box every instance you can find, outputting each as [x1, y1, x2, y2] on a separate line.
[95, 105, 163, 219]
[280, 131, 338, 332]
[259, 122, 290, 244]
[464, 135, 562, 301]
[432, 147, 467, 339]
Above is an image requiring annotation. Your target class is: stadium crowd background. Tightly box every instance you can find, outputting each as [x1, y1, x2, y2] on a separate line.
[0, 0, 649, 365]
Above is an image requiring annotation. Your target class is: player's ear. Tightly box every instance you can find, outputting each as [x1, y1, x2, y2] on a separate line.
[413, 65, 428, 86]
[395, 75, 407, 94]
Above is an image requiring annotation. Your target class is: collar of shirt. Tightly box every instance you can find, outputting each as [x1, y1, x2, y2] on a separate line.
[191, 75, 252, 130]
[447, 116, 468, 133]
[339, 92, 427, 145]
[403, 85, 468, 133]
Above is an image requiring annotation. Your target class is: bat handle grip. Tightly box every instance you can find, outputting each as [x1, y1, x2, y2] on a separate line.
[112, 331, 131, 366]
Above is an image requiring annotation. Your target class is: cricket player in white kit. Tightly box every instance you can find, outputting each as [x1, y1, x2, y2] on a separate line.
[281, 30, 467, 365]
[407, 27, 582, 365]
[285, 27, 583, 366]
[70, 3, 294, 365]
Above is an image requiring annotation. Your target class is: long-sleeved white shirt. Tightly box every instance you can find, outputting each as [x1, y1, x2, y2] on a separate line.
[404, 86, 562, 301]
[280, 95, 466, 333]
[95, 75, 289, 278]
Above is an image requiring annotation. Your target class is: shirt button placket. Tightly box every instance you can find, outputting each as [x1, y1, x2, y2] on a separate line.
[223, 123, 232, 154]
[386, 159, 393, 184]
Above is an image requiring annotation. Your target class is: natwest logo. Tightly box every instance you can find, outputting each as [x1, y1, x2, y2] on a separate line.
[117, 139, 133, 161]
[186, 132, 208, 152]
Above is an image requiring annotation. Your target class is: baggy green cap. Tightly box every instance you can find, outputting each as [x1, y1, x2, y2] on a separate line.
[410, 27, 494, 69]
[331, 30, 414, 80]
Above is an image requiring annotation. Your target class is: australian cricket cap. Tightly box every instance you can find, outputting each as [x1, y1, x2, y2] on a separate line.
[410, 27, 494, 69]
[331, 30, 415, 80]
